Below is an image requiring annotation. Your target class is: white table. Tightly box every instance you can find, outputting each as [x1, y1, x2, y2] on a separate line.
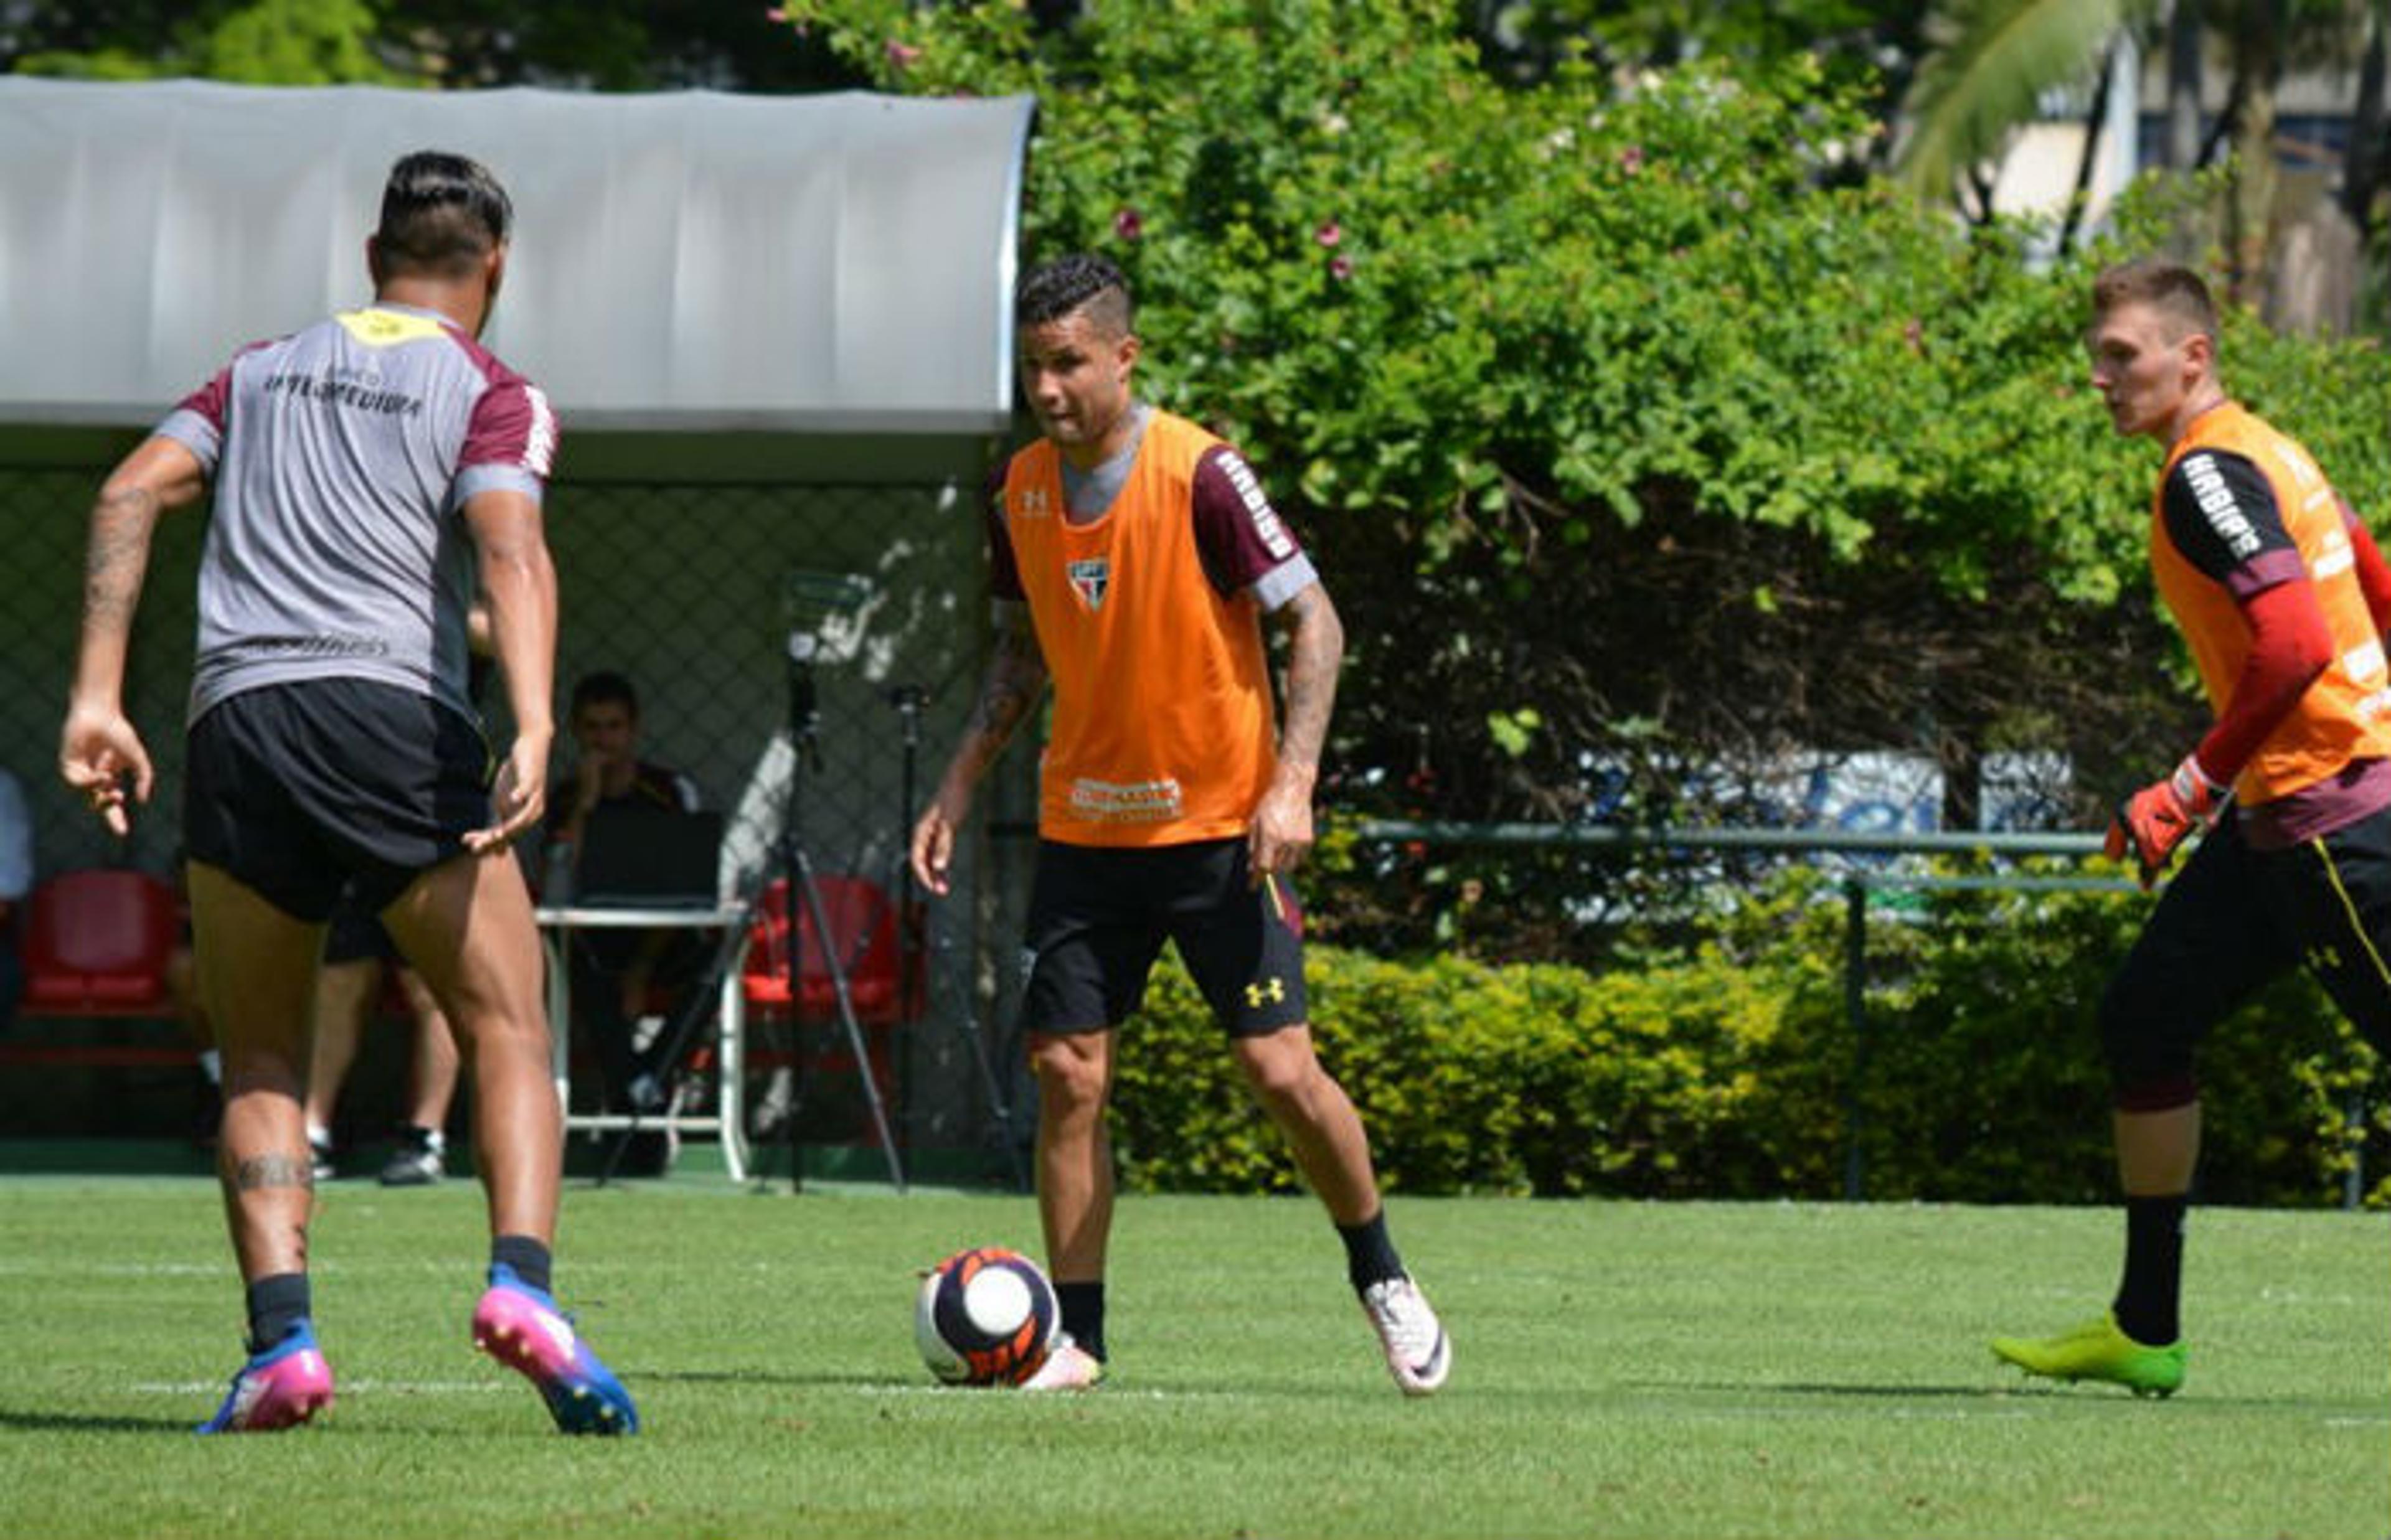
[535, 903, 752, 1181]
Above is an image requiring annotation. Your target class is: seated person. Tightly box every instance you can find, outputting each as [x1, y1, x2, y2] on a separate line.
[542, 670, 705, 1113]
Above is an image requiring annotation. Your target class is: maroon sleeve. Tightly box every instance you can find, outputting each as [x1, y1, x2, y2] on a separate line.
[461, 370, 558, 481]
[174, 365, 235, 435]
[1189, 446, 1304, 596]
[2342, 499, 2391, 639]
[2194, 580, 2334, 782]
[983, 460, 1024, 603]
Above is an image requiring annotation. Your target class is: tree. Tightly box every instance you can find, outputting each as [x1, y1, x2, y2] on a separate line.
[6, 0, 408, 83]
[771, 0, 2391, 957]
[1470, 0, 1934, 107]
[1898, 0, 2387, 301]
[2, 0, 863, 92]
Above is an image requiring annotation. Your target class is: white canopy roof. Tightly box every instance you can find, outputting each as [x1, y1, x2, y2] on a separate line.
[0, 78, 1034, 433]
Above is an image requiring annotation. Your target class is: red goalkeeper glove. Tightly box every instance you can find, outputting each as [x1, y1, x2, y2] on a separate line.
[2105, 755, 2227, 889]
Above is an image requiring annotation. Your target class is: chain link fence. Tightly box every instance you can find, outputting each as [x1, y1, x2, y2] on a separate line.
[0, 455, 1040, 1180]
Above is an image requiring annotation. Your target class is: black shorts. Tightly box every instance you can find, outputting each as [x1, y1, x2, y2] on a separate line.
[184, 679, 493, 923]
[1021, 837, 1308, 1038]
[321, 884, 399, 966]
[2105, 802, 2391, 1074]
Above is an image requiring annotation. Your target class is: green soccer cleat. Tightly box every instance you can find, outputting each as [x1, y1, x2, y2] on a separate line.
[1990, 1312, 2186, 1398]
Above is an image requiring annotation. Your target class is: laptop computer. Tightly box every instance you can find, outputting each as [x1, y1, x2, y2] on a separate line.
[572, 804, 724, 909]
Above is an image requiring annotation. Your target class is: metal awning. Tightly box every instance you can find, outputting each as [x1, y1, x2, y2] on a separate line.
[0, 77, 1034, 433]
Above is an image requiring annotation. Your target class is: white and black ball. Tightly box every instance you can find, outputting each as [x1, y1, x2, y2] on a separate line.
[914, 1246, 1059, 1386]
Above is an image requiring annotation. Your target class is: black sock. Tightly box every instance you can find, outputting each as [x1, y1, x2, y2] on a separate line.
[1055, 1281, 1106, 1362]
[1336, 1209, 1406, 1292]
[2113, 1195, 2187, 1346]
[245, 1272, 311, 1353]
[492, 1234, 554, 1296]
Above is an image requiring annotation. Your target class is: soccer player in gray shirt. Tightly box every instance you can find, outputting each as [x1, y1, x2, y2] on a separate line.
[60, 150, 636, 1435]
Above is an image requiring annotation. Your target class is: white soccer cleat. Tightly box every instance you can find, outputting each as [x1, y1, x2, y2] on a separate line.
[1359, 1275, 1450, 1396]
[1019, 1334, 1106, 1392]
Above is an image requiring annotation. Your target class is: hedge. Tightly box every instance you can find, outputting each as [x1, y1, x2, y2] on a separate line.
[1106, 876, 2387, 1207]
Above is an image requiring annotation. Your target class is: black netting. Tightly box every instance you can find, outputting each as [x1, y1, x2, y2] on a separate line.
[0, 459, 1038, 1178]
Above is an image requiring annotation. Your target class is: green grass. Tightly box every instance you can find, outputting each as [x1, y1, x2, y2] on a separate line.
[1, 1175, 2382, 1539]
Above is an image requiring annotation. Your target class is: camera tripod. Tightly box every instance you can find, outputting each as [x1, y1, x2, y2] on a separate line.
[767, 577, 907, 1193]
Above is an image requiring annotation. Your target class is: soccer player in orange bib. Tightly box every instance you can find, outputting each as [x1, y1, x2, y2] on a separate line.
[1991, 258, 2391, 1396]
[910, 253, 1448, 1395]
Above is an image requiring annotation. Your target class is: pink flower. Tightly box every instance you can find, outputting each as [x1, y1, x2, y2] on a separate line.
[1113, 207, 1143, 242]
[765, 6, 787, 20]
[885, 39, 923, 69]
[1314, 221, 1342, 248]
[1328, 255, 1354, 282]
[1619, 145, 1645, 174]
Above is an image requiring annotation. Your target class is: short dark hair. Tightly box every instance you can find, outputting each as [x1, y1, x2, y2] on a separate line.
[2092, 258, 2218, 345]
[1016, 253, 1133, 336]
[376, 150, 512, 278]
[570, 670, 638, 720]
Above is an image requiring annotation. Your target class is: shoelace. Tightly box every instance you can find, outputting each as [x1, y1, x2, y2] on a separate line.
[1364, 1282, 1435, 1356]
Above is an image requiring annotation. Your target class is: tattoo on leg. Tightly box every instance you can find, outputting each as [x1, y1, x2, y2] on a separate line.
[233, 1153, 316, 1191]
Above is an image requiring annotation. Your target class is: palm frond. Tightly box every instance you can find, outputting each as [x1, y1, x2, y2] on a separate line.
[1895, 0, 2154, 200]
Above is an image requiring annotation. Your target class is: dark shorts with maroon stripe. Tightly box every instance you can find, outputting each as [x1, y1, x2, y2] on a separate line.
[183, 678, 493, 924]
[2101, 802, 2391, 1096]
[1021, 837, 1308, 1038]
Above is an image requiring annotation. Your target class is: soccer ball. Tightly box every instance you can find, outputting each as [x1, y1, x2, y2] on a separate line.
[914, 1246, 1058, 1386]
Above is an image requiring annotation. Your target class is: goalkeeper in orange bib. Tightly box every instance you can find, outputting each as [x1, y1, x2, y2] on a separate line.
[1992, 258, 2391, 1396]
[910, 253, 1448, 1395]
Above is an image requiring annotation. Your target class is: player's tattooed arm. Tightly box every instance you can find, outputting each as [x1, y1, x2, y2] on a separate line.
[1247, 580, 1344, 877]
[950, 601, 1050, 783]
[82, 482, 159, 634]
[1271, 581, 1344, 780]
[62, 436, 205, 833]
[75, 437, 204, 662]
[913, 602, 1047, 895]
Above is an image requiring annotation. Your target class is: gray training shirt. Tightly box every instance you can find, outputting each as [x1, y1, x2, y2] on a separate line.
[156, 302, 555, 726]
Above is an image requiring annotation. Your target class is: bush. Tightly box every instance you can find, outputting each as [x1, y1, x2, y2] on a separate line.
[1107, 871, 2387, 1206]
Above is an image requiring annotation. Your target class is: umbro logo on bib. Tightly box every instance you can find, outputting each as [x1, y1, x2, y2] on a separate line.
[1068, 558, 1110, 609]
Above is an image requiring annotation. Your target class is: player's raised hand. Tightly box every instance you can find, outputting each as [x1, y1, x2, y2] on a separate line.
[2105, 754, 2226, 889]
[59, 701, 152, 837]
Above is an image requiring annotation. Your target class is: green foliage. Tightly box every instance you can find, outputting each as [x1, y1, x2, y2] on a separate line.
[1108, 870, 2386, 1205]
[3, 0, 857, 91]
[780, 0, 2391, 864]
[1483, 0, 1933, 110]
[14, 0, 412, 85]
[1894, 0, 2152, 199]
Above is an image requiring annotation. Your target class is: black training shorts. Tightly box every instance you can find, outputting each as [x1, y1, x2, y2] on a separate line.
[1021, 836, 1308, 1038]
[321, 883, 400, 966]
[2104, 801, 2391, 1085]
[184, 678, 494, 923]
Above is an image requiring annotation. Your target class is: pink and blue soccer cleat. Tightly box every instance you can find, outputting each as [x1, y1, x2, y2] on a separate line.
[197, 1320, 335, 1434]
[471, 1265, 639, 1435]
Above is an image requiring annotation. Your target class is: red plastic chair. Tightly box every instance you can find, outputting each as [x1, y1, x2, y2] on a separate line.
[740, 876, 923, 1107]
[17, 869, 181, 1015]
[740, 875, 914, 1025]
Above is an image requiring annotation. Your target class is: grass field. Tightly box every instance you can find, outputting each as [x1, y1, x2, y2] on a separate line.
[1, 1174, 2382, 1539]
